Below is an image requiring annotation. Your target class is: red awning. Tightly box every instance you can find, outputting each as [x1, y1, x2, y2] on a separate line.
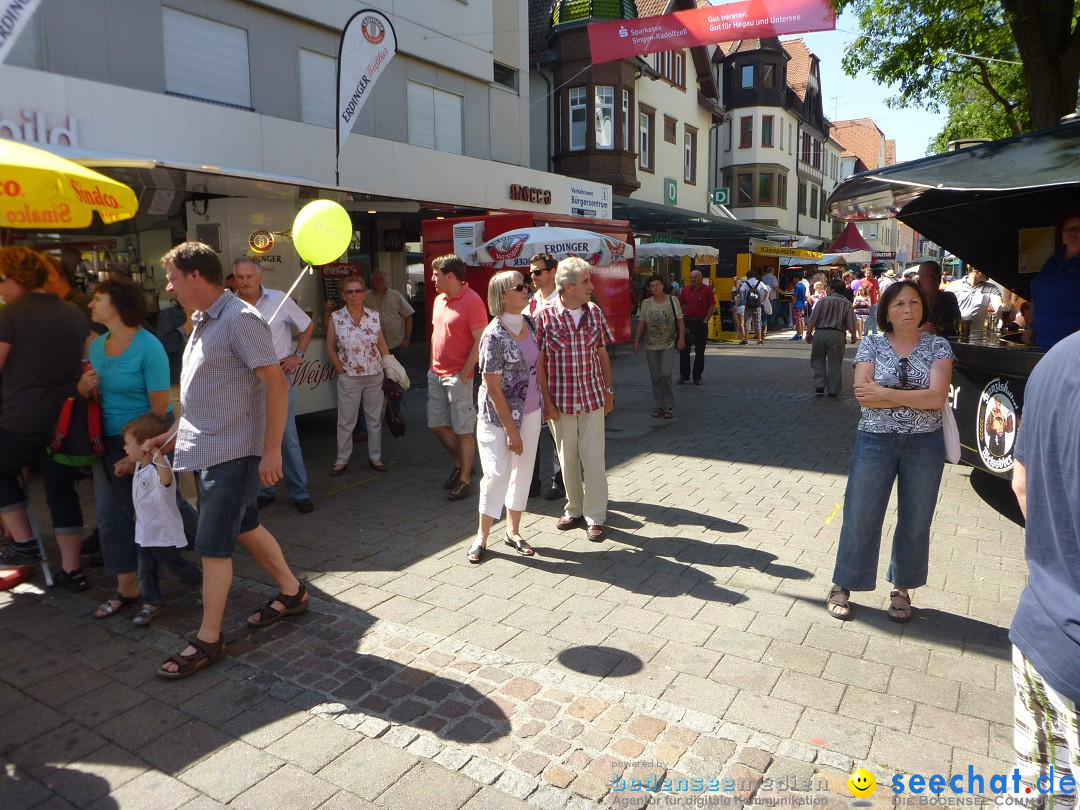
[830, 221, 874, 253]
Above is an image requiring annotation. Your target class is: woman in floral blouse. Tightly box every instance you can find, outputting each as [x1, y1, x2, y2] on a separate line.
[468, 270, 541, 563]
[327, 277, 390, 475]
[826, 280, 954, 623]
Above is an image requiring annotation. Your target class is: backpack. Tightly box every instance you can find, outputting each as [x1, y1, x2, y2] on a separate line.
[47, 397, 106, 466]
[744, 280, 763, 309]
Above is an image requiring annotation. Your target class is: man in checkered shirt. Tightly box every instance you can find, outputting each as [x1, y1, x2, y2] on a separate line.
[149, 242, 307, 679]
[536, 257, 615, 542]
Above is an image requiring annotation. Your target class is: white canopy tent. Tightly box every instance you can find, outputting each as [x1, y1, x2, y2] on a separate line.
[635, 242, 719, 261]
[779, 250, 871, 267]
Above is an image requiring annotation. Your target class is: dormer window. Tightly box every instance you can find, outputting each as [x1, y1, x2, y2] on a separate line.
[763, 64, 775, 88]
[741, 64, 754, 88]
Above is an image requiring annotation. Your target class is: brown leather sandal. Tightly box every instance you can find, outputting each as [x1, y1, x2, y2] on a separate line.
[247, 584, 309, 627]
[826, 586, 852, 620]
[888, 590, 913, 623]
[157, 634, 226, 680]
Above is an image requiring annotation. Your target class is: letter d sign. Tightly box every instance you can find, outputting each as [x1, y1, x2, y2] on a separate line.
[665, 178, 678, 207]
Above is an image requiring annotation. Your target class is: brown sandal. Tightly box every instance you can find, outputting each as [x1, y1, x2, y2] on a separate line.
[888, 590, 913, 623]
[157, 634, 226, 680]
[247, 584, 309, 627]
[826, 586, 852, 620]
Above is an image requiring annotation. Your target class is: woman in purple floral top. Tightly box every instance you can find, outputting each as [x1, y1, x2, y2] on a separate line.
[469, 270, 542, 563]
[327, 277, 390, 475]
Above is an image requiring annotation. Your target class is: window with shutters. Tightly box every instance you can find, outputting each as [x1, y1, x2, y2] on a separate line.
[664, 115, 677, 145]
[299, 49, 335, 128]
[163, 8, 251, 109]
[406, 81, 463, 154]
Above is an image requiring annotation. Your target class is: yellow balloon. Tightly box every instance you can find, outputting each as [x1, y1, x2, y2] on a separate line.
[292, 200, 353, 266]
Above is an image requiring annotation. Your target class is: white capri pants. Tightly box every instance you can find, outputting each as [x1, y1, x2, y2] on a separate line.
[477, 409, 542, 519]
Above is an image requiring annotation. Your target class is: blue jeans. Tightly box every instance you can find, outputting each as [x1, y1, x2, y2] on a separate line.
[866, 303, 880, 334]
[95, 434, 198, 575]
[194, 456, 262, 559]
[832, 429, 945, 591]
[260, 383, 309, 501]
[137, 545, 202, 605]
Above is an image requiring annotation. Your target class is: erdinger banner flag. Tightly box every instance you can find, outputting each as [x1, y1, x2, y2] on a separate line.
[336, 9, 397, 174]
[0, 0, 44, 64]
[587, 0, 835, 64]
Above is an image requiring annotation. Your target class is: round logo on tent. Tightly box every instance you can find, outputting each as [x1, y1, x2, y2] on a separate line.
[362, 16, 385, 44]
[249, 230, 275, 254]
[976, 378, 1018, 472]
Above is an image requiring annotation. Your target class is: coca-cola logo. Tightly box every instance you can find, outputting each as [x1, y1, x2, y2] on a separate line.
[292, 359, 338, 390]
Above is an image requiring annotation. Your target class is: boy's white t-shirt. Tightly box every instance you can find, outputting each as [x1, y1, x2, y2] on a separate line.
[132, 459, 187, 548]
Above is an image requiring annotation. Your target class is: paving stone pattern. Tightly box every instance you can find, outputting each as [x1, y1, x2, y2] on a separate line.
[0, 337, 1026, 808]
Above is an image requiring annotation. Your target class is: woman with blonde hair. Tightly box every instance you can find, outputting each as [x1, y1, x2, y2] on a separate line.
[468, 270, 541, 562]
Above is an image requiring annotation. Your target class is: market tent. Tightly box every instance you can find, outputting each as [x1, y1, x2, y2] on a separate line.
[635, 242, 719, 260]
[830, 221, 874, 253]
[826, 119, 1080, 297]
[780, 251, 871, 267]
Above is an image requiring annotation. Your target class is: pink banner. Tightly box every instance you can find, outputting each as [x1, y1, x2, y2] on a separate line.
[587, 0, 835, 64]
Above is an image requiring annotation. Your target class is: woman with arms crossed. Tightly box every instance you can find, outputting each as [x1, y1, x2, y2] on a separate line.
[826, 280, 954, 622]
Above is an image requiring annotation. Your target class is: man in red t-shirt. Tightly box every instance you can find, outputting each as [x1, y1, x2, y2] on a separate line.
[428, 255, 489, 501]
[677, 269, 716, 384]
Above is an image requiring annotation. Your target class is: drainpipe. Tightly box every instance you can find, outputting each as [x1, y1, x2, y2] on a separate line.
[535, 62, 554, 172]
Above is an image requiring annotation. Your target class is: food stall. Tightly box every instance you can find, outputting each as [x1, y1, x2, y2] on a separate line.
[421, 212, 636, 343]
[634, 242, 723, 338]
[827, 118, 1080, 519]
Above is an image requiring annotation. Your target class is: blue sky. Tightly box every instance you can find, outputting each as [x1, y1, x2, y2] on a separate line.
[784, 10, 948, 164]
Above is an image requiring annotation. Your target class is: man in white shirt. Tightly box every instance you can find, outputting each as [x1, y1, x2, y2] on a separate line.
[365, 270, 414, 354]
[946, 266, 1002, 318]
[234, 258, 315, 513]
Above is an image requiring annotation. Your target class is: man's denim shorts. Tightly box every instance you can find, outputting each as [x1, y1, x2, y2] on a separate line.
[427, 370, 476, 435]
[194, 456, 262, 558]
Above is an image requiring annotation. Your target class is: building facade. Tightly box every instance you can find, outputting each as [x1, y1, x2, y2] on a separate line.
[711, 37, 841, 245]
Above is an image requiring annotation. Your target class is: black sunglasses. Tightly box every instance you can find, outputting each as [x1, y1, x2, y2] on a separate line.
[508, 283, 528, 293]
[898, 357, 909, 388]
[530, 268, 546, 276]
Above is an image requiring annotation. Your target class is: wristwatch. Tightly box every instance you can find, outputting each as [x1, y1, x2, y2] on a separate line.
[605, 386, 615, 395]
[294, 350, 304, 358]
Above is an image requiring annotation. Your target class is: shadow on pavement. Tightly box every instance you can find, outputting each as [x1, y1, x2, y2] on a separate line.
[558, 645, 643, 678]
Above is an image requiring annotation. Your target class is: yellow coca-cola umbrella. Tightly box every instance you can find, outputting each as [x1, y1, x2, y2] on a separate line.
[0, 139, 138, 229]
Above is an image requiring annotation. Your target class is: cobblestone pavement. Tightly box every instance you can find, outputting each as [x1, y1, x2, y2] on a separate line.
[1, 335, 1025, 809]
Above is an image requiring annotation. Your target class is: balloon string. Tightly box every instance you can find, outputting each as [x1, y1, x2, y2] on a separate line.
[268, 265, 313, 324]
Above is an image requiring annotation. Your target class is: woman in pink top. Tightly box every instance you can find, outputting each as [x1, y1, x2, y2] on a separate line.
[327, 277, 391, 475]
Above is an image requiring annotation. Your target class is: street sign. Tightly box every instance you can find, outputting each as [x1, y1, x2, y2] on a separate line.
[711, 187, 730, 205]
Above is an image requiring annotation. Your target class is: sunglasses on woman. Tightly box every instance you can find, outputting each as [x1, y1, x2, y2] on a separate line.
[508, 283, 528, 293]
[898, 357, 909, 388]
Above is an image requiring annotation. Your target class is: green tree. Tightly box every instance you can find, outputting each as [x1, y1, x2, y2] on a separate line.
[834, 0, 1080, 137]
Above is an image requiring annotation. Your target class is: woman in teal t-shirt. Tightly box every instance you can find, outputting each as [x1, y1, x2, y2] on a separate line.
[78, 279, 179, 619]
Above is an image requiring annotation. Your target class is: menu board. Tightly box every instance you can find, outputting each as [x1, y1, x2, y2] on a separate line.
[1018, 227, 1055, 274]
[320, 262, 363, 305]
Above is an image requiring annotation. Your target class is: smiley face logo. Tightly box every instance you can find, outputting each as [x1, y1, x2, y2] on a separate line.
[848, 768, 876, 798]
[846, 768, 872, 803]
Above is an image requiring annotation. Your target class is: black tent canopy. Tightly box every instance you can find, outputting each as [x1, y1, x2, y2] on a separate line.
[826, 120, 1080, 298]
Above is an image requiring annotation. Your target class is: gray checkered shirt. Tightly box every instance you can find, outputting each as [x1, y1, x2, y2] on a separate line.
[174, 292, 279, 471]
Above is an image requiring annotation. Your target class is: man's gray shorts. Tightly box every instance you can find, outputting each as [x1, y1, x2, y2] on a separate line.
[427, 369, 476, 435]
